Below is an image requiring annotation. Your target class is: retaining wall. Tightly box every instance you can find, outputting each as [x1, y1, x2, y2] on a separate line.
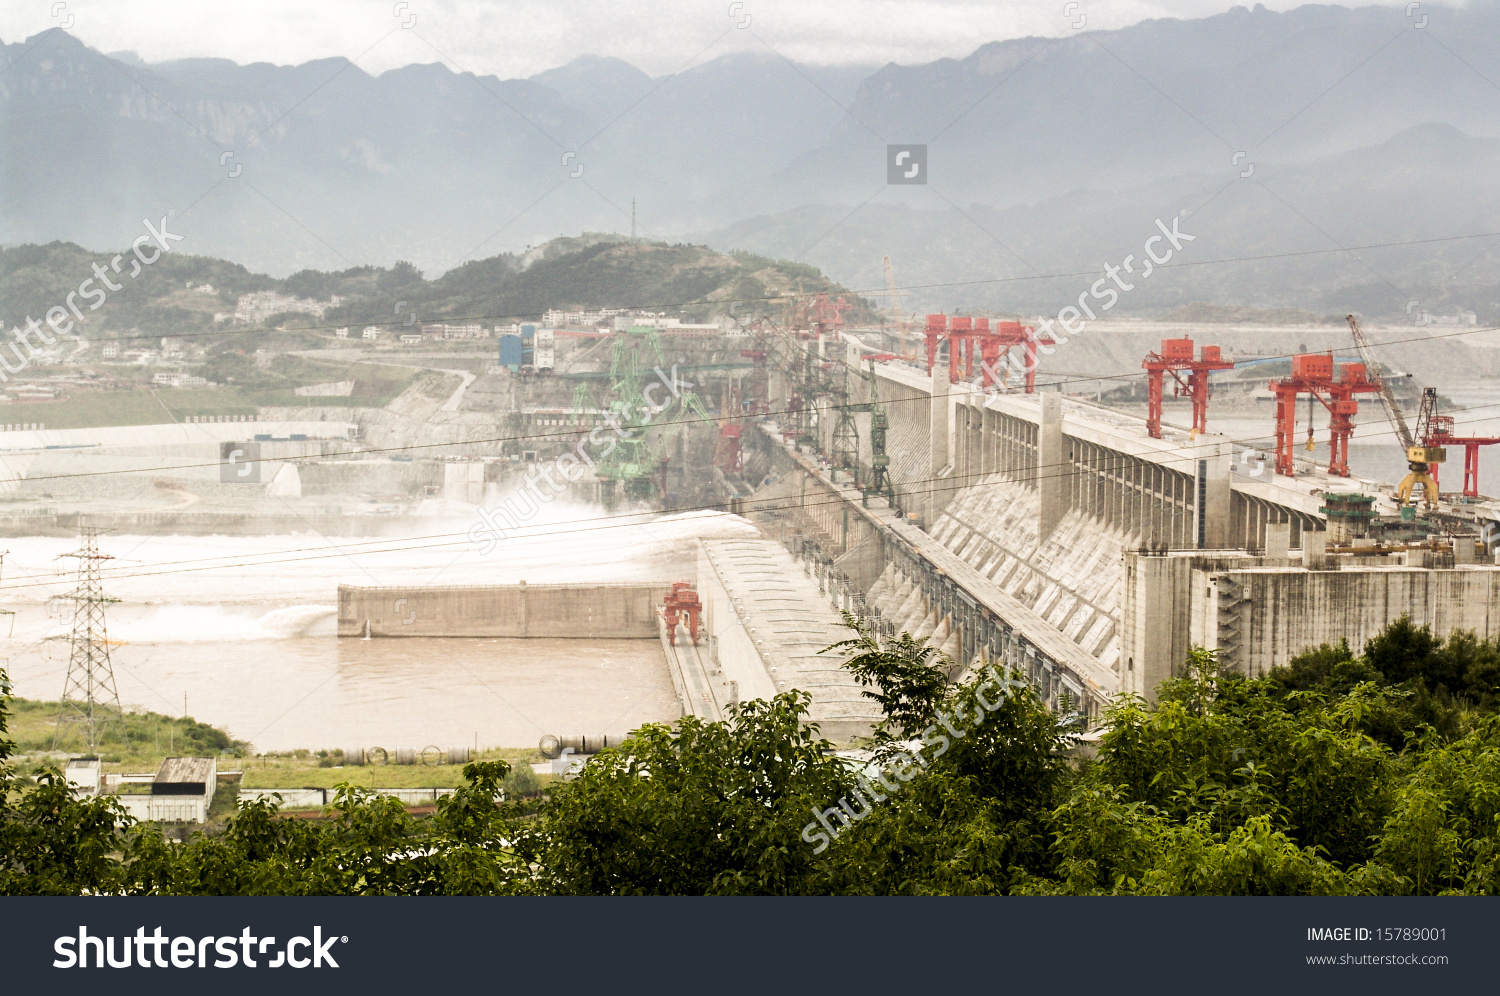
[338, 582, 673, 638]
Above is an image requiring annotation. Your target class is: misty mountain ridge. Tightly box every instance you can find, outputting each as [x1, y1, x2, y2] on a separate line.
[5, 3, 1500, 317]
[696, 120, 1500, 320]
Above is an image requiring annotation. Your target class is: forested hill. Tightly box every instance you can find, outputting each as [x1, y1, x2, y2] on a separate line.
[0, 235, 872, 336]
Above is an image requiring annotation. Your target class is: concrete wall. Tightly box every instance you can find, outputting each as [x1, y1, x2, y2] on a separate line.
[872, 366, 935, 525]
[114, 795, 208, 823]
[695, 548, 780, 705]
[1119, 552, 1260, 698]
[239, 787, 456, 809]
[338, 582, 672, 638]
[930, 475, 1134, 670]
[1196, 566, 1500, 678]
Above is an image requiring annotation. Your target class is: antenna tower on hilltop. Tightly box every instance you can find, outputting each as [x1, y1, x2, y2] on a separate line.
[53, 527, 123, 752]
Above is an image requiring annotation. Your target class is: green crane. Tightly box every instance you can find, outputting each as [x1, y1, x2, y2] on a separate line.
[863, 356, 892, 506]
[830, 348, 863, 479]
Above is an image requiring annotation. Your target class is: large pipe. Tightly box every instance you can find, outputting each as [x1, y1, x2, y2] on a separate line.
[538, 734, 625, 759]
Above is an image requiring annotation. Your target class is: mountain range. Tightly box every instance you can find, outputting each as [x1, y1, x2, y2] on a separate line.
[6, 3, 1500, 318]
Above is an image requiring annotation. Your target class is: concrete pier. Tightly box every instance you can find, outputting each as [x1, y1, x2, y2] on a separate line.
[338, 582, 670, 638]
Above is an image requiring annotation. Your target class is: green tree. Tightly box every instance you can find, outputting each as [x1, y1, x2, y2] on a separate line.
[823, 611, 950, 739]
[528, 692, 852, 895]
[0, 668, 129, 895]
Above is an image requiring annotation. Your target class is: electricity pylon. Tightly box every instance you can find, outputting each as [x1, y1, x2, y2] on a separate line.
[53, 527, 123, 753]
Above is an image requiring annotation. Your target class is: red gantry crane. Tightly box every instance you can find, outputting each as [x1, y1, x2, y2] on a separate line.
[924, 313, 1049, 393]
[660, 581, 702, 645]
[1270, 353, 1382, 478]
[1142, 338, 1234, 439]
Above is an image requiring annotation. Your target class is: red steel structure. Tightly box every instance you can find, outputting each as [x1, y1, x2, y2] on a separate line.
[924, 314, 1046, 392]
[923, 314, 946, 374]
[1142, 338, 1234, 439]
[987, 320, 1046, 393]
[1424, 414, 1500, 498]
[946, 316, 974, 382]
[1271, 354, 1382, 478]
[660, 581, 702, 645]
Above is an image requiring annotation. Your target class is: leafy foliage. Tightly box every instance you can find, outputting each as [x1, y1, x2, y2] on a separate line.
[11, 617, 1500, 895]
[528, 693, 852, 895]
[822, 611, 950, 738]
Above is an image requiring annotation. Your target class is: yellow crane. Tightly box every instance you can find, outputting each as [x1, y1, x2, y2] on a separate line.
[1345, 314, 1443, 508]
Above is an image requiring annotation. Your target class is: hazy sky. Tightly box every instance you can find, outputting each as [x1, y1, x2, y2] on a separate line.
[0, 0, 1416, 78]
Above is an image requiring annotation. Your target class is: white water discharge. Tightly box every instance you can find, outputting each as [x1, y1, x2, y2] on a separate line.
[1, 505, 758, 751]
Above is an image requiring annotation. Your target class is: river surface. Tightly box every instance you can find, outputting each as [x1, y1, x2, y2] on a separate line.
[1, 504, 755, 751]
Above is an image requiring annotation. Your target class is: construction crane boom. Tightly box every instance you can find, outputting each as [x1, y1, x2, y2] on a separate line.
[1346, 314, 1442, 507]
[1345, 314, 1413, 448]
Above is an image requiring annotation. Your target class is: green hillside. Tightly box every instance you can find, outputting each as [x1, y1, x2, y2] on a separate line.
[0, 235, 875, 339]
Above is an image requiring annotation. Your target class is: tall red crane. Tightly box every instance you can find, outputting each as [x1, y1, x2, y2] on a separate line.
[1270, 354, 1382, 478]
[1142, 338, 1234, 439]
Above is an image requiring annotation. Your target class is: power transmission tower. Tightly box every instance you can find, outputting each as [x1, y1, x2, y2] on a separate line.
[53, 527, 123, 753]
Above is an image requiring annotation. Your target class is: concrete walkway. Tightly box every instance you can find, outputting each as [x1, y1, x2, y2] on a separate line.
[697, 538, 881, 743]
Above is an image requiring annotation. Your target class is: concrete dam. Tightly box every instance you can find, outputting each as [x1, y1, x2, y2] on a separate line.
[746, 338, 1500, 721]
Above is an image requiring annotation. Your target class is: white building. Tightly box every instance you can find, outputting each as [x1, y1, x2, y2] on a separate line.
[151, 372, 207, 388]
[226, 290, 334, 324]
[65, 758, 101, 798]
[113, 756, 219, 824]
[362, 326, 383, 340]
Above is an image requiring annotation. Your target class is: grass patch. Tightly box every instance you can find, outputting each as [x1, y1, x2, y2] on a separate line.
[0, 363, 417, 428]
[7, 696, 550, 802]
[6, 696, 248, 771]
[238, 356, 420, 409]
[239, 749, 545, 794]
